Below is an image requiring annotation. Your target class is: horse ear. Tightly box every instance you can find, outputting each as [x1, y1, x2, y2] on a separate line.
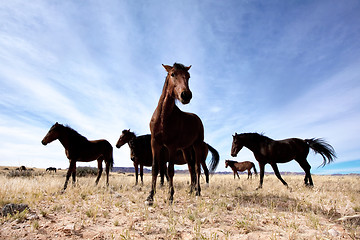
[55, 122, 58, 125]
[186, 65, 191, 71]
[162, 64, 172, 73]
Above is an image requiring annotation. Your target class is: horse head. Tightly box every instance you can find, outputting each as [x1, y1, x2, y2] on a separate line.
[225, 160, 229, 168]
[163, 63, 192, 104]
[42, 122, 61, 145]
[116, 129, 135, 148]
[231, 133, 244, 157]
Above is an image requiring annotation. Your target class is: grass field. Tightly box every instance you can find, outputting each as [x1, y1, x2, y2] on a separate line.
[0, 167, 359, 239]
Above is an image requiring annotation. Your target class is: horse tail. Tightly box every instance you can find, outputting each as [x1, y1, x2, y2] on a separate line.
[206, 143, 220, 172]
[305, 138, 336, 168]
[251, 162, 258, 175]
[108, 141, 114, 170]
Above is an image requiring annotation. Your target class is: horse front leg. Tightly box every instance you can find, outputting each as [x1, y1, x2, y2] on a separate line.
[146, 141, 161, 205]
[63, 160, 76, 191]
[134, 162, 139, 185]
[257, 163, 265, 190]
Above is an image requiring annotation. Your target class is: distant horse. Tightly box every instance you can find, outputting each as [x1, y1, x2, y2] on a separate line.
[116, 129, 219, 185]
[147, 63, 218, 205]
[225, 160, 257, 179]
[231, 133, 336, 189]
[46, 167, 57, 173]
[41, 122, 114, 191]
[19, 166, 27, 171]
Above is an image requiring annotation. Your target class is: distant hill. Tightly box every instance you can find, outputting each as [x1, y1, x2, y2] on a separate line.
[108, 167, 360, 176]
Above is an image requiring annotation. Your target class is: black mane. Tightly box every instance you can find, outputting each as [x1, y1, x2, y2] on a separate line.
[61, 124, 89, 143]
[173, 62, 187, 71]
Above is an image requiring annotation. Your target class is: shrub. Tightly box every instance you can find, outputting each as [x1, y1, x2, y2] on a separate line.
[76, 167, 98, 177]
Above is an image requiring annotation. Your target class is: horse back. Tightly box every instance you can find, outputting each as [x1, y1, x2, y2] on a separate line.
[266, 138, 309, 162]
[131, 135, 153, 167]
[67, 139, 113, 161]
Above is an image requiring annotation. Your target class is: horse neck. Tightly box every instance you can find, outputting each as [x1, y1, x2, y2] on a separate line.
[152, 76, 176, 130]
[127, 134, 137, 149]
[242, 134, 263, 153]
[57, 130, 71, 150]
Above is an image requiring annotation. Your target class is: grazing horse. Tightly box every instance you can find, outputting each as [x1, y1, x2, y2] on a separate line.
[147, 63, 213, 205]
[117, 129, 219, 185]
[41, 122, 114, 191]
[231, 133, 336, 189]
[225, 160, 257, 179]
[46, 167, 57, 173]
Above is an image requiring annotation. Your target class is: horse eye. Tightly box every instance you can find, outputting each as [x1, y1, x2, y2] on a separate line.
[171, 73, 175, 77]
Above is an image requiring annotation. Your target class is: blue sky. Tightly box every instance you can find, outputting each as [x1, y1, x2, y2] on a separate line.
[1, 1, 360, 174]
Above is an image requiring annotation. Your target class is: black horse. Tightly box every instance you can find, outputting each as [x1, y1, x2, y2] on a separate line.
[46, 167, 57, 173]
[231, 133, 336, 189]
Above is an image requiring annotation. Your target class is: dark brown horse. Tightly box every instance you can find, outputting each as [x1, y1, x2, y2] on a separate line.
[116, 129, 219, 186]
[231, 133, 336, 189]
[147, 63, 215, 205]
[116, 130, 168, 185]
[42, 122, 114, 191]
[225, 160, 257, 179]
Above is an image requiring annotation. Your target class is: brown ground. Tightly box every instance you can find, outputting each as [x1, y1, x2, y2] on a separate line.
[0, 167, 359, 239]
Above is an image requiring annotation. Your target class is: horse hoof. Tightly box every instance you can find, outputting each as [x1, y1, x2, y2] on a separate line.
[145, 200, 153, 206]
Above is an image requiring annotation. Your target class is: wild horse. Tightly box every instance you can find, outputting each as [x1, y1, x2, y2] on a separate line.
[116, 129, 219, 185]
[147, 63, 218, 205]
[231, 133, 336, 189]
[46, 167, 57, 173]
[42, 122, 114, 191]
[225, 160, 257, 179]
[116, 130, 168, 185]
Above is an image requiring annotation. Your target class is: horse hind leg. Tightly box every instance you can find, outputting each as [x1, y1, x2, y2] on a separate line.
[297, 158, 313, 187]
[247, 169, 252, 179]
[95, 158, 103, 185]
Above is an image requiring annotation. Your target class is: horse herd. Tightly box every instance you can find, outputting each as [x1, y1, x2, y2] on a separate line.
[41, 63, 336, 205]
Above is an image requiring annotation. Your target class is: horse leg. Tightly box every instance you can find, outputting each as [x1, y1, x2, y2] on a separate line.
[193, 145, 202, 196]
[270, 163, 288, 187]
[236, 171, 240, 179]
[257, 163, 265, 190]
[140, 164, 144, 185]
[95, 159, 103, 185]
[201, 161, 209, 185]
[247, 169, 251, 179]
[297, 159, 313, 186]
[63, 160, 76, 191]
[167, 161, 175, 204]
[146, 141, 162, 205]
[105, 159, 110, 187]
[134, 162, 139, 185]
[159, 161, 166, 186]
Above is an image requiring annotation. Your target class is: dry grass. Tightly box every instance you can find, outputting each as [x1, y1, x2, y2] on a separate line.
[0, 167, 360, 239]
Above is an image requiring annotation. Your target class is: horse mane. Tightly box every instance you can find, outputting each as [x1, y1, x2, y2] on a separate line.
[226, 160, 238, 166]
[173, 62, 187, 71]
[238, 132, 273, 142]
[62, 124, 89, 143]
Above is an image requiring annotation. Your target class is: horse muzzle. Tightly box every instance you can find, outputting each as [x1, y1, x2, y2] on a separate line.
[180, 91, 192, 104]
[41, 140, 47, 146]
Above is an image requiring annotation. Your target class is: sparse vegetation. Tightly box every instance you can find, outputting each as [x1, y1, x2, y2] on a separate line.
[0, 168, 359, 239]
